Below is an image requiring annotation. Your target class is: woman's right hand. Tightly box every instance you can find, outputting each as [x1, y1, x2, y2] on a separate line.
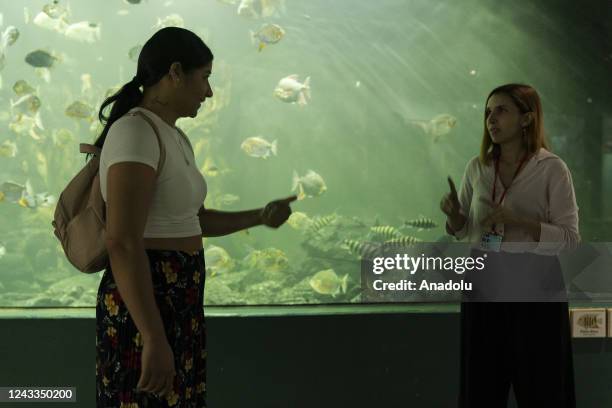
[440, 176, 461, 217]
[136, 337, 176, 399]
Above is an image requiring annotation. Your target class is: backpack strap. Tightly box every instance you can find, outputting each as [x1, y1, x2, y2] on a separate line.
[80, 143, 101, 155]
[125, 110, 166, 177]
[175, 127, 194, 154]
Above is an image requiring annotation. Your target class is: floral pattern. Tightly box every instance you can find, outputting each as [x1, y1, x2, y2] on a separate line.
[96, 249, 207, 407]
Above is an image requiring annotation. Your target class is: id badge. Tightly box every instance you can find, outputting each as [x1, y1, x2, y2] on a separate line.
[480, 232, 503, 252]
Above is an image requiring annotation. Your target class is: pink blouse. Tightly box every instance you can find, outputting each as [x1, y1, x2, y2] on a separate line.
[446, 147, 581, 255]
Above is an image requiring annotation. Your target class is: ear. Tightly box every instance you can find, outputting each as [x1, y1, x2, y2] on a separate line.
[522, 112, 533, 128]
[169, 62, 182, 83]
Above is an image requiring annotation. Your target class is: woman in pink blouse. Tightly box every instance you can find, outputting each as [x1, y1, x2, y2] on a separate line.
[441, 83, 578, 407]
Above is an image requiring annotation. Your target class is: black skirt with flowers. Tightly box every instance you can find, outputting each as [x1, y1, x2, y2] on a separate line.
[96, 249, 207, 407]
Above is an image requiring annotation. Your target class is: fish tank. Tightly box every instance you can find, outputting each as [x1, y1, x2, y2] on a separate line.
[0, 0, 610, 308]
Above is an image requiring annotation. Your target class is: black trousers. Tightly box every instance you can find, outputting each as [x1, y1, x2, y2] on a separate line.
[459, 250, 576, 407]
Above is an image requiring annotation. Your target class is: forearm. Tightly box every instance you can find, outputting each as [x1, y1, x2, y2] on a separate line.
[516, 216, 541, 241]
[105, 241, 166, 343]
[200, 208, 263, 237]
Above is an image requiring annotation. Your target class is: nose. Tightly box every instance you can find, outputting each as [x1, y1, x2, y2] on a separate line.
[487, 114, 496, 126]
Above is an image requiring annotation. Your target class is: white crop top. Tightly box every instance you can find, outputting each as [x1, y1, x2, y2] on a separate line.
[100, 107, 207, 238]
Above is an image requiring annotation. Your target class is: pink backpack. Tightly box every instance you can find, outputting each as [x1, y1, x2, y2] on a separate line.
[51, 110, 166, 273]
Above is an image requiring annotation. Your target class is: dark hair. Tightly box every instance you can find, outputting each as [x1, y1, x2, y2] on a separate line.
[479, 83, 550, 166]
[86, 27, 213, 162]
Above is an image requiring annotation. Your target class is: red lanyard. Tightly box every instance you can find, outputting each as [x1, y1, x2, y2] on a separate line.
[492, 151, 529, 205]
[490, 151, 529, 232]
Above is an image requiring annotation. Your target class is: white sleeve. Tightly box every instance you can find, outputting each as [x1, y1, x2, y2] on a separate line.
[533, 159, 581, 255]
[102, 115, 161, 171]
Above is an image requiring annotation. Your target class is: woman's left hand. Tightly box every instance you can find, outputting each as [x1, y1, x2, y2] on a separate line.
[260, 195, 297, 228]
[480, 204, 523, 229]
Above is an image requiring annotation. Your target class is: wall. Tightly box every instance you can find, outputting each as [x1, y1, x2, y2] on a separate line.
[0, 310, 611, 407]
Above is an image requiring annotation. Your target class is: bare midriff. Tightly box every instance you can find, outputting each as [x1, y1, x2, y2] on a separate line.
[143, 234, 203, 254]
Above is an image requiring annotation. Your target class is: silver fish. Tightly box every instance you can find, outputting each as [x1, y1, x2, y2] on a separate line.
[273, 75, 311, 106]
[64, 21, 101, 43]
[250, 23, 285, 51]
[241, 136, 277, 159]
[292, 170, 326, 200]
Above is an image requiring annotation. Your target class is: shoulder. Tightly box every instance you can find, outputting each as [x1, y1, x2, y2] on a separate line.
[465, 154, 484, 175]
[535, 148, 570, 174]
[102, 113, 161, 160]
[107, 113, 157, 139]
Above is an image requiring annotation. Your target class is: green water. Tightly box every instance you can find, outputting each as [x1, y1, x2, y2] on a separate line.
[0, 0, 610, 307]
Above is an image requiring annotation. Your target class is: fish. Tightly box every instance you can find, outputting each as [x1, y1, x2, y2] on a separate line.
[237, 0, 286, 18]
[12, 80, 36, 96]
[65, 100, 94, 120]
[0, 244, 5, 258]
[274, 74, 311, 106]
[383, 235, 423, 249]
[341, 239, 381, 260]
[8, 114, 44, 139]
[286, 211, 312, 230]
[237, 0, 260, 18]
[81, 73, 92, 94]
[153, 14, 184, 30]
[34, 192, 56, 208]
[124, 0, 143, 4]
[128, 45, 142, 62]
[32, 11, 68, 34]
[10, 94, 41, 116]
[1, 26, 19, 48]
[370, 226, 402, 240]
[218, 193, 240, 206]
[244, 247, 288, 273]
[250, 23, 285, 51]
[309, 214, 336, 233]
[34, 67, 52, 83]
[309, 269, 348, 297]
[17, 180, 55, 209]
[64, 21, 101, 43]
[0, 180, 26, 203]
[0, 140, 17, 158]
[406, 114, 458, 143]
[201, 157, 230, 177]
[292, 170, 327, 200]
[42, 0, 70, 19]
[577, 314, 601, 329]
[404, 216, 438, 231]
[117, 9, 130, 16]
[240, 136, 277, 159]
[25, 49, 59, 68]
[204, 245, 235, 276]
[20, 179, 36, 209]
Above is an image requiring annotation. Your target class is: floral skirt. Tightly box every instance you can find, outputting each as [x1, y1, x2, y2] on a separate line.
[96, 249, 206, 407]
